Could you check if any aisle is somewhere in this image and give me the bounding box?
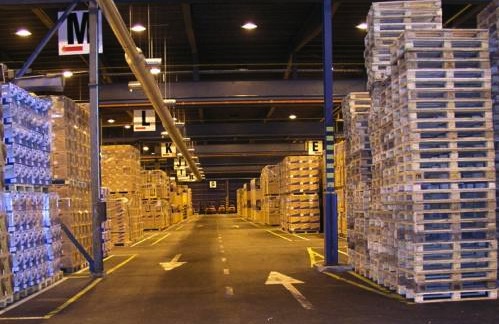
[1,215,498,324]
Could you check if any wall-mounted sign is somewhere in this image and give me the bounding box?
[161,142,176,157]
[209,181,217,189]
[133,110,156,132]
[306,140,323,156]
[58,10,103,55]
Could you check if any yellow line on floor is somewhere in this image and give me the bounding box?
[0,316,46,320]
[130,233,160,247]
[346,271,391,293]
[265,230,292,242]
[74,255,115,274]
[150,233,171,246]
[106,255,137,275]
[175,224,185,231]
[0,278,68,316]
[307,247,323,268]
[44,278,103,319]
[292,233,310,241]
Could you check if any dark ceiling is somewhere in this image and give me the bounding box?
[0,0,488,179]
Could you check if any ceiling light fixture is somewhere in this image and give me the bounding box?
[289,114,297,120]
[161,131,168,136]
[15,28,32,37]
[150,67,161,75]
[188,148,195,152]
[131,24,146,32]
[143,146,149,152]
[356,22,368,30]
[124,125,131,129]
[107,118,115,124]
[242,22,258,30]
[62,70,73,78]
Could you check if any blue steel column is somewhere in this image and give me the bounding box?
[89,0,104,277]
[323,0,338,266]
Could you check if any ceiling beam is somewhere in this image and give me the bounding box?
[181,3,200,81]
[444,4,487,28]
[1,0,490,4]
[198,107,204,123]
[283,1,341,80]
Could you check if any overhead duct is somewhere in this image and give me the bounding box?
[96,0,202,180]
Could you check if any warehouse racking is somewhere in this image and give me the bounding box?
[260,165,280,226]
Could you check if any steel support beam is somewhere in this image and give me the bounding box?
[283,2,341,80]
[15,0,81,79]
[89,0,104,277]
[323,0,338,266]
[181,3,200,81]
[99,79,366,103]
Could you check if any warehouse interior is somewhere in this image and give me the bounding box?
[0,0,498,322]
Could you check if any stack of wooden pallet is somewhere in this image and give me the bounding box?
[250,178,263,223]
[260,165,280,226]
[100,187,113,257]
[364,0,442,88]
[101,145,144,246]
[478,0,499,237]
[140,170,171,230]
[389,28,497,302]
[334,141,347,237]
[342,92,372,274]
[279,156,321,233]
[236,188,244,216]
[49,97,93,272]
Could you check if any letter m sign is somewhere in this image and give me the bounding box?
[58,10,103,55]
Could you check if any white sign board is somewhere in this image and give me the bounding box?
[209,181,217,189]
[58,10,103,55]
[161,143,176,157]
[174,157,187,170]
[133,110,156,132]
[307,140,323,155]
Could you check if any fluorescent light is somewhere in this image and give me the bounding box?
[188,148,195,152]
[242,22,257,30]
[62,71,73,78]
[16,28,31,37]
[151,152,156,155]
[124,125,131,129]
[143,146,149,152]
[107,119,115,124]
[356,22,368,30]
[150,67,161,75]
[289,114,297,120]
[131,24,146,32]
[183,137,191,141]
[161,131,168,136]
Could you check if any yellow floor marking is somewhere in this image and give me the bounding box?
[223,268,230,275]
[292,233,310,241]
[323,272,411,304]
[248,221,260,228]
[347,271,391,293]
[265,230,293,242]
[0,316,46,320]
[0,278,68,316]
[221,257,227,263]
[150,233,171,246]
[75,255,115,274]
[175,224,185,231]
[225,286,234,297]
[130,233,160,247]
[44,278,103,319]
[106,255,137,275]
[307,247,324,268]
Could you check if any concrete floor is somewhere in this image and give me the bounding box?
[0,215,498,323]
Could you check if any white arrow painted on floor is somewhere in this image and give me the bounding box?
[265,271,313,310]
[159,254,186,271]
[196,224,204,228]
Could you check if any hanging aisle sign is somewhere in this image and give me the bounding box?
[161,143,177,157]
[174,157,187,170]
[133,110,156,132]
[58,10,103,55]
[306,140,323,156]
